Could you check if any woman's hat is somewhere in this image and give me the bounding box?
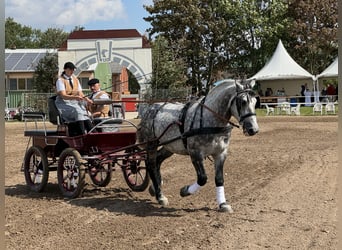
[88,78,100,85]
[63,62,76,70]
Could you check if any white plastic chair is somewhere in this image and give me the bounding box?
[312,103,323,115]
[290,104,301,116]
[279,102,291,115]
[5,108,10,121]
[325,102,335,114]
[265,104,274,115]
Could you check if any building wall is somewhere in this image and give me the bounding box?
[67,38,143,50]
[58,38,152,92]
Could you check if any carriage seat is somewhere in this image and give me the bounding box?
[47,95,70,136]
[48,95,65,125]
[92,117,122,132]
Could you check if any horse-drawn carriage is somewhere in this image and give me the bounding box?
[21,80,259,212]
[21,98,149,198]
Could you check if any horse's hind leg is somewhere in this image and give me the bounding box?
[148,147,173,196]
[146,143,170,206]
[180,153,207,197]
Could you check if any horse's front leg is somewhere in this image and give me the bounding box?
[214,153,233,213]
[180,152,207,197]
[146,141,169,207]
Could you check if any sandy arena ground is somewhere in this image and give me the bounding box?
[5,115,337,249]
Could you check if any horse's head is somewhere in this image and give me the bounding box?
[232,82,259,136]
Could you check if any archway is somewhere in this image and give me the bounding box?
[74,52,151,92]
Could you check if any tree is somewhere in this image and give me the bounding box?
[33,53,59,93]
[287,0,338,75]
[5,17,40,48]
[5,17,70,49]
[221,0,289,76]
[127,70,140,94]
[39,28,69,48]
[150,36,186,90]
[144,0,289,93]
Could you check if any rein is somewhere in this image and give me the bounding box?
[150,84,256,149]
[199,103,240,128]
[178,96,235,149]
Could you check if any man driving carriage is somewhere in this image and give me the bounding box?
[86,78,111,118]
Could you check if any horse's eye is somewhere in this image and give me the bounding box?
[241,99,247,106]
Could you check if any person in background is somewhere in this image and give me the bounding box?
[55,62,93,136]
[321,86,328,103]
[300,84,307,103]
[265,87,273,97]
[86,78,110,118]
[304,86,312,106]
[326,83,336,101]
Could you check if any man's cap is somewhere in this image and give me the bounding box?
[63,62,76,70]
[88,78,100,85]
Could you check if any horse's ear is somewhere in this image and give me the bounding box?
[242,79,254,90]
[235,81,244,92]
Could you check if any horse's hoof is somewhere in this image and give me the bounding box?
[219,203,233,213]
[158,195,169,207]
[148,185,155,196]
[180,186,190,197]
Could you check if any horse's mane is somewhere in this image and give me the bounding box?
[208,79,253,96]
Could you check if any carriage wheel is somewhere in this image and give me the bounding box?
[122,148,149,192]
[23,146,49,192]
[89,162,112,187]
[57,148,85,198]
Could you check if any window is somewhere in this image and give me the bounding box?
[80,77,89,90]
[18,79,26,90]
[9,79,17,90]
[26,78,33,90]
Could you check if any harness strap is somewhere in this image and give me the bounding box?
[179,101,192,148]
[182,127,232,139]
[158,126,232,147]
[181,96,206,149]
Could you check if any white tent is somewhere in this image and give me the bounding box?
[249,40,314,81]
[249,40,315,96]
[317,57,338,79]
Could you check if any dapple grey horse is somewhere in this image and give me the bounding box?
[137,80,259,212]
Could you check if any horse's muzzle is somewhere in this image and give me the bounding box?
[243,124,259,136]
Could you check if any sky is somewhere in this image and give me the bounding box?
[5,0,154,35]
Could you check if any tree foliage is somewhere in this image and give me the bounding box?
[287,0,338,75]
[150,36,186,90]
[5,17,69,49]
[38,28,69,49]
[144,0,289,93]
[33,53,59,93]
[5,17,40,49]
[127,70,140,94]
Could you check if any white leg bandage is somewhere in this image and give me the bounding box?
[216,186,226,205]
[187,182,201,194]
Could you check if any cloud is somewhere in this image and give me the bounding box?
[5,0,126,30]
[141,0,154,6]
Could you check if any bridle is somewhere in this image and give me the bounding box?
[198,87,256,127]
[233,89,257,123]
